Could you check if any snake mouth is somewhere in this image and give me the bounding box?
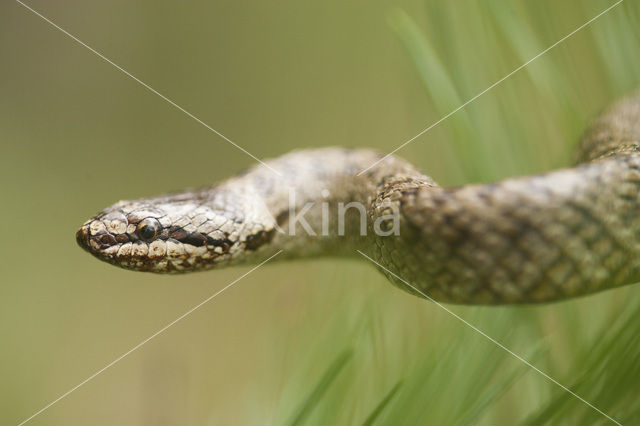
[75,219,220,273]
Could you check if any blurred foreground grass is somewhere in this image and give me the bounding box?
[1,1,639,425]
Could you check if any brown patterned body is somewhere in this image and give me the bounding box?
[369,94,640,303]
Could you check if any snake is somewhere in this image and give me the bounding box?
[76,93,640,305]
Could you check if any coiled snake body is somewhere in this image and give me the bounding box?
[77,94,640,304]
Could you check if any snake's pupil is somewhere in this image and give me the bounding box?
[137,220,159,242]
[140,226,155,240]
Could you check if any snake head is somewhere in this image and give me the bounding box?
[76,195,274,273]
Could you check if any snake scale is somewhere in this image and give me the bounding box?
[77,93,640,304]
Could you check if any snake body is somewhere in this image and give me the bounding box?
[77,93,640,304]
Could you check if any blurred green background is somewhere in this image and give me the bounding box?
[2,0,640,424]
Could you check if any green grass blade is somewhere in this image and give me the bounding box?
[360,381,403,426]
[388,8,487,181]
[286,350,353,426]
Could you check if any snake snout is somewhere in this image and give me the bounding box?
[76,225,91,252]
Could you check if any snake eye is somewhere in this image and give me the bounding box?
[137,218,160,242]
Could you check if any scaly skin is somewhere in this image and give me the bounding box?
[77,93,640,304]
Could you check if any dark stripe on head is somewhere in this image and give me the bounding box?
[245,229,275,251]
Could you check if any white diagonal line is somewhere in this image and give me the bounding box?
[356,250,621,425]
[15,0,282,177]
[16,250,282,426]
[357,0,623,176]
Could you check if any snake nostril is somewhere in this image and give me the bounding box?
[97,233,117,247]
